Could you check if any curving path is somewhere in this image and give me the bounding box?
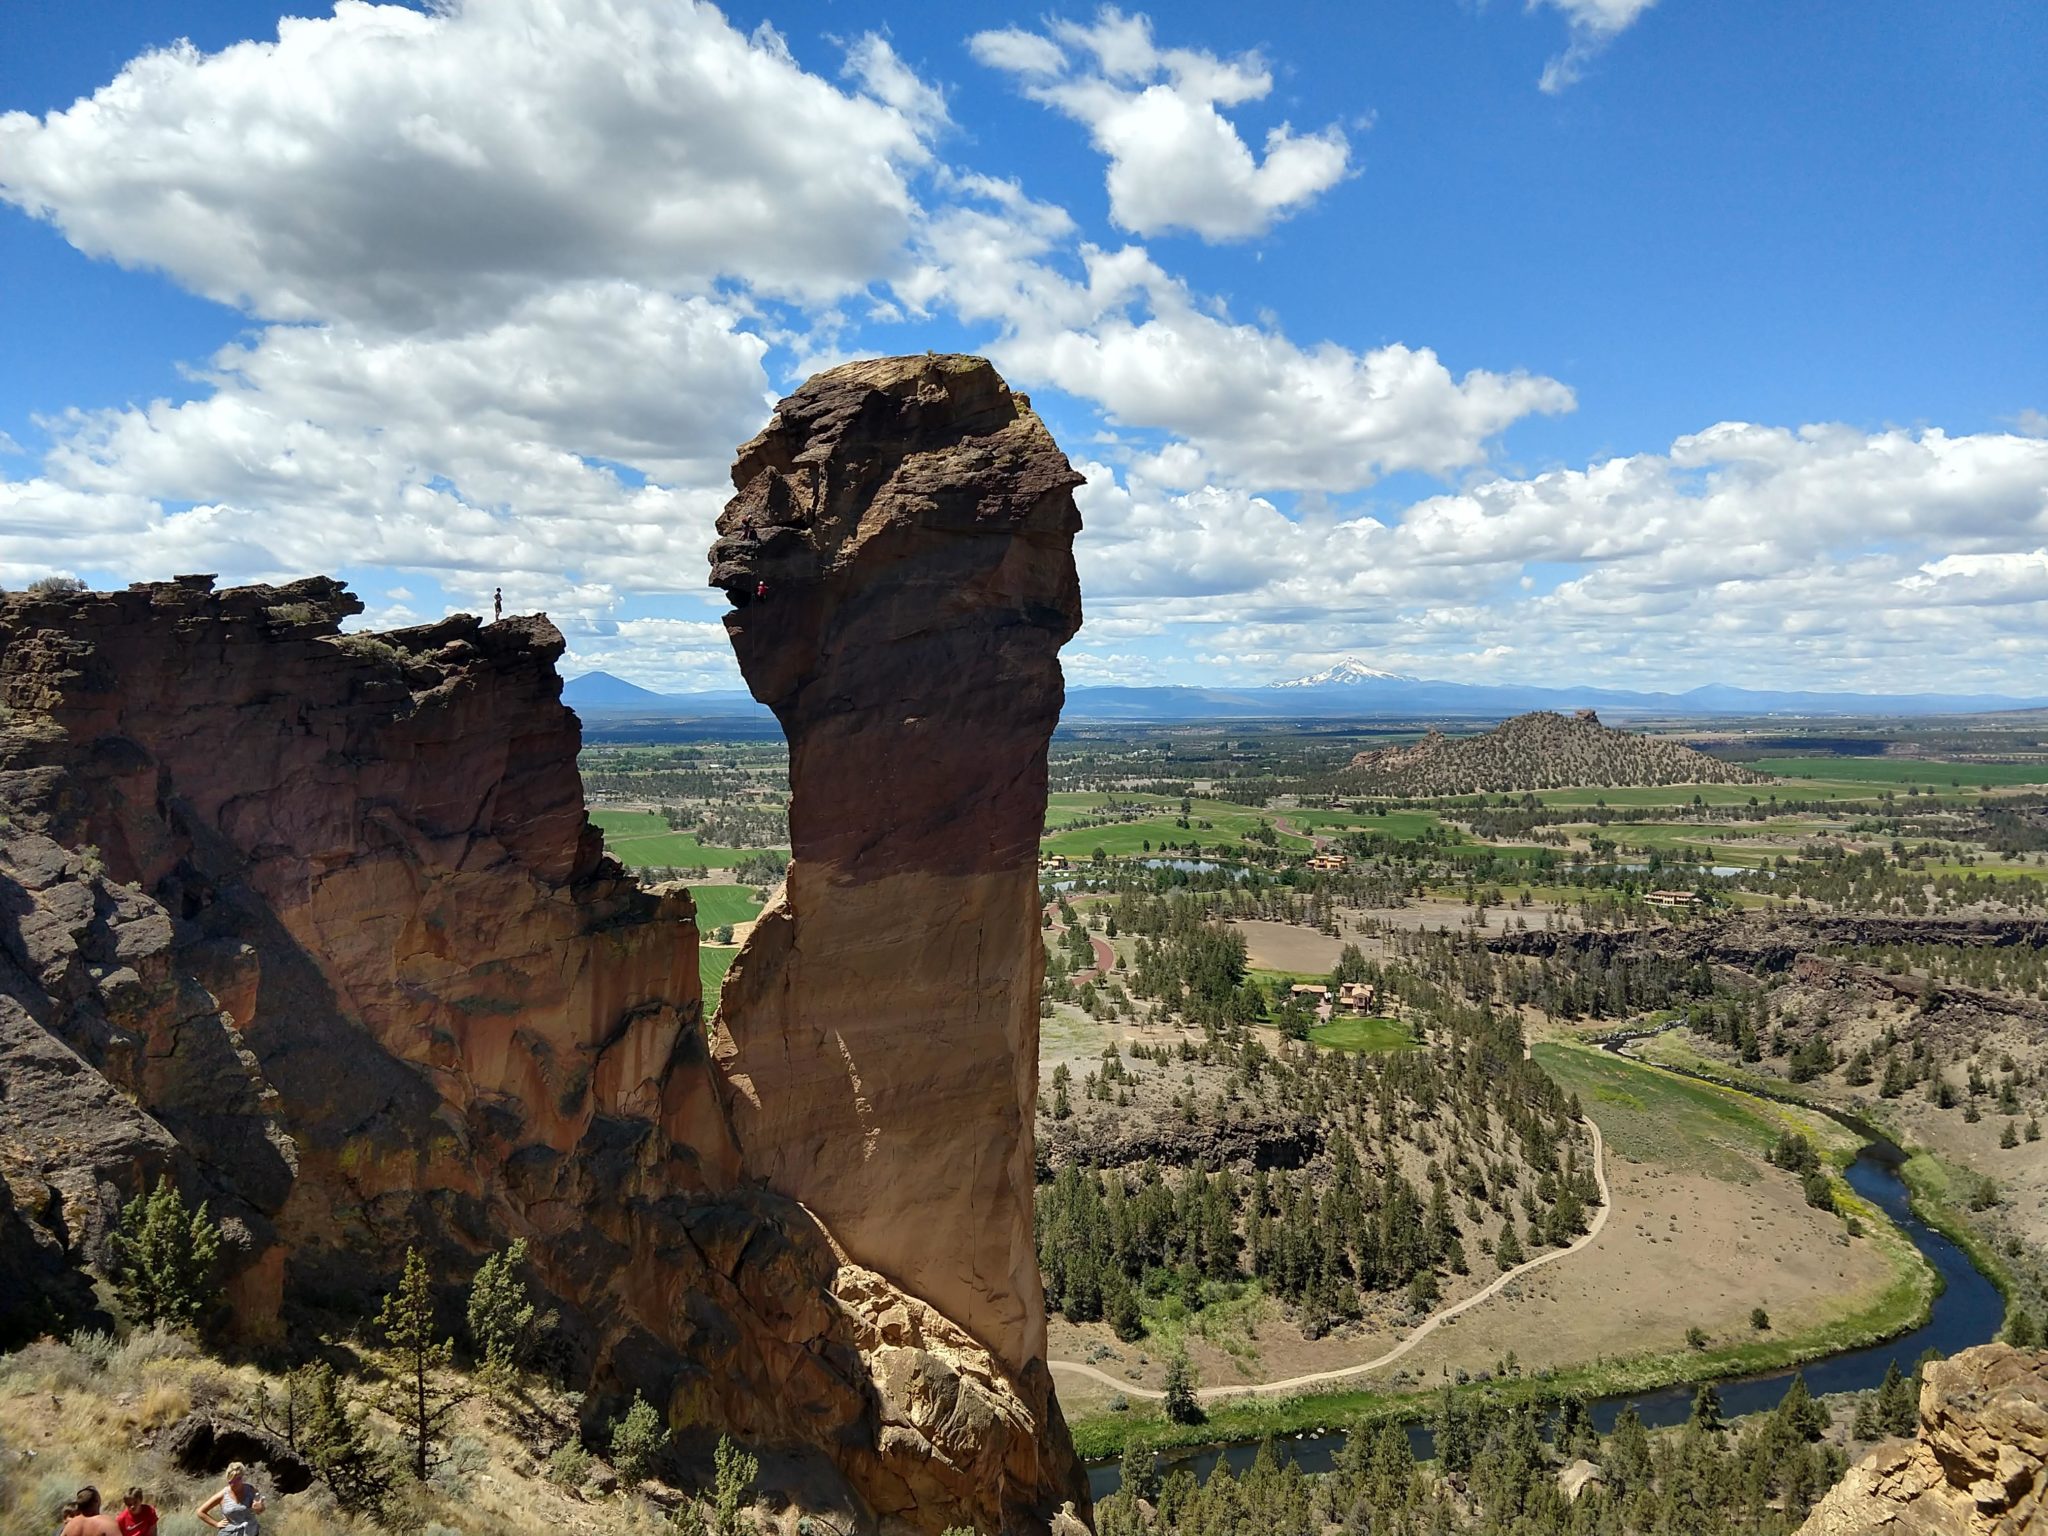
[1270,815,1333,853]
[1044,903,1116,982]
[1047,1117,1610,1403]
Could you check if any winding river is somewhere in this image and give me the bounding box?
[1084,1048,2005,1501]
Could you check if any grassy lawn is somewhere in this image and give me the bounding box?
[699,945,737,1006]
[1309,1016,1414,1052]
[1249,966,1334,989]
[690,884,765,928]
[591,809,787,869]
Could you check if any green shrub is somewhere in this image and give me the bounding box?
[547,1439,594,1489]
[609,1392,667,1486]
[111,1177,222,1332]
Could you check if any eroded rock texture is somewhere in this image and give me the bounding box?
[709,352,1086,1516]
[1797,1344,2048,1536]
[0,358,1089,1535]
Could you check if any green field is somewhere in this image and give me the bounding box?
[699,945,737,1006]
[1531,1040,1847,1180]
[591,808,787,869]
[1308,1016,1413,1052]
[1041,796,1312,857]
[690,884,765,928]
[1735,756,2048,787]
[1284,807,1452,840]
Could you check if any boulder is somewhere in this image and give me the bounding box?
[1796,1344,2047,1535]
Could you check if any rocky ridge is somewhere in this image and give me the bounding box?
[1346,709,1771,794]
[1796,1343,2046,1535]
[0,355,1087,1533]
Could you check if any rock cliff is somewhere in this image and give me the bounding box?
[1797,1344,2047,1536]
[708,352,1085,1514]
[0,357,1088,1534]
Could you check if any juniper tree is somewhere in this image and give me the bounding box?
[712,1434,759,1536]
[301,1364,392,1515]
[467,1238,546,1384]
[610,1392,668,1485]
[111,1175,222,1332]
[377,1247,465,1481]
[1162,1350,1201,1425]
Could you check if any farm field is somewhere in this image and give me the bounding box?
[699,945,737,1005]
[1040,795,1312,856]
[1731,755,2048,787]
[1529,780,1866,808]
[690,884,765,928]
[590,807,787,868]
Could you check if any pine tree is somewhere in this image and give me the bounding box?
[1875,1360,1918,1436]
[1689,1382,1724,1432]
[377,1247,465,1481]
[1162,1350,1202,1425]
[1494,1221,1524,1271]
[111,1176,222,1332]
[1605,1404,1653,1493]
[1120,1437,1160,1503]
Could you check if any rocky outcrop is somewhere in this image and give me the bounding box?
[1797,1343,2047,1535]
[1347,710,1771,793]
[0,354,1088,1534]
[708,353,1086,1518]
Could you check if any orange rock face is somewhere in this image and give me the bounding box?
[709,354,1083,1378]
[0,353,1091,1535]
[1796,1344,2048,1536]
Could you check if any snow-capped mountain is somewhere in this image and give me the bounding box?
[1269,658,1417,689]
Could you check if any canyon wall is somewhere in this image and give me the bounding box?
[0,355,1087,1533]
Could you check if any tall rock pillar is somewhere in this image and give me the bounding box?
[708,354,1081,1378]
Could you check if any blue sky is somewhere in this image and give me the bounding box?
[3,0,2044,693]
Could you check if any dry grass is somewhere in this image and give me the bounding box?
[0,1333,733,1536]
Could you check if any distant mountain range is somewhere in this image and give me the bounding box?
[562,661,2047,723]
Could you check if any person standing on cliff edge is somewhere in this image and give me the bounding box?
[493,586,503,621]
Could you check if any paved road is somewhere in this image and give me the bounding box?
[1047,1116,1611,1403]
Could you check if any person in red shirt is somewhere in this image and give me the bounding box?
[116,1487,158,1536]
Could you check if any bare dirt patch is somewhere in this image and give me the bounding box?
[1231,919,1346,974]
[1374,1157,1897,1386]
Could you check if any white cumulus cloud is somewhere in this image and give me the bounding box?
[0,0,935,327]
[970,8,1351,241]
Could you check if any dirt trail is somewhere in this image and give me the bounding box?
[1047,1118,1611,1403]
[1045,903,1115,981]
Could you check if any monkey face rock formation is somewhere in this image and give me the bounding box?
[708,354,1081,1376]
[1,355,1090,1536]
[1797,1344,2047,1536]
